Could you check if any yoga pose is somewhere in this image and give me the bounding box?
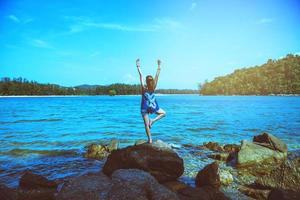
[136,58,166,143]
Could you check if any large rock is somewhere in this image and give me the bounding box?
[238,185,270,200]
[195,162,220,189]
[55,172,112,200]
[255,160,300,192]
[0,184,18,200]
[253,132,287,153]
[237,140,287,168]
[102,141,184,183]
[198,142,223,152]
[19,171,57,190]
[107,169,179,200]
[268,189,300,200]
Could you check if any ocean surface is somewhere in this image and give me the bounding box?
[0,95,300,188]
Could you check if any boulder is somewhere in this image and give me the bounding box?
[237,140,287,168]
[207,152,230,162]
[85,140,119,160]
[238,185,270,200]
[255,160,300,192]
[107,169,179,200]
[55,172,112,200]
[223,144,240,153]
[199,142,223,152]
[102,141,184,183]
[19,171,57,190]
[268,189,300,200]
[195,162,220,189]
[253,132,287,153]
[177,185,229,200]
[0,184,18,200]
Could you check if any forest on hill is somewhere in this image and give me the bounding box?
[0,78,197,96]
[199,54,300,95]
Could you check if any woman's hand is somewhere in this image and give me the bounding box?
[157,59,161,69]
[136,58,140,68]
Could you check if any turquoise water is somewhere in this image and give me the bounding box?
[0,95,300,187]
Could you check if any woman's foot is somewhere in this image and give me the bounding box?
[147,138,153,144]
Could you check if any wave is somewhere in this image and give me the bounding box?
[187,127,218,132]
[0,118,63,124]
[1,149,79,156]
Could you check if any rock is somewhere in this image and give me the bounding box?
[199,142,223,152]
[55,172,112,200]
[163,181,189,193]
[253,132,287,153]
[107,169,179,200]
[239,185,270,200]
[19,171,57,190]
[255,160,300,192]
[134,140,147,145]
[223,144,240,153]
[0,184,18,200]
[268,189,300,200]
[177,185,230,200]
[85,140,119,160]
[219,169,233,186]
[195,162,220,189]
[207,152,230,162]
[237,140,287,168]
[103,141,184,183]
[17,188,57,200]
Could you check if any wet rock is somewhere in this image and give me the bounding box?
[195,162,220,189]
[255,160,300,192]
[219,169,233,186]
[178,185,230,200]
[253,132,287,153]
[207,152,230,162]
[19,171,57,190]
[223,144,240,153]
[199,142,223,152]
[0,184,18,200]
[237,140,287,168]
[55,172,112,200]
[107,169,179,200]
[85,140,119,160]
[239,185,270,200]
[103,140,184,183]
[268,189,300,200]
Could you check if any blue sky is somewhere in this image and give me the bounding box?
[0,0,299,89]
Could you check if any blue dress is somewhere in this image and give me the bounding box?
[141,89,159,115]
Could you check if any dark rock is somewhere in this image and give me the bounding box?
[135,140,147,146]
[253,132,287,153]
[163,181,189,193]
[107,169,179,200]
[195,162,220,189]
[199,142,223,152]
[19,171,57,190]
[178,185,230,200]
[239,185,270,200]
[103,140,184,183]
[0,184,18,200]
[223,144,240,153]
[255,160,300,192]
[237,140,286,168]
[268,189,300,200]
[107,139,119,152]
[55,172,112,200]
[18,188,56,200]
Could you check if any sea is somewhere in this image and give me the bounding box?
[0,95,300,188]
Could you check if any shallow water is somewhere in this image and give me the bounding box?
[0,95,299,187]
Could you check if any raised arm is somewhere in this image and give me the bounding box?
[136,59,145,89]
[154,59,161,90]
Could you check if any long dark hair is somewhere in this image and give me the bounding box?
[146,75,155,92]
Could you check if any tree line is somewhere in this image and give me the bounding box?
[0,78,197,96]
[199,54,300,95]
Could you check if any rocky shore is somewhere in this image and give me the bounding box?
[1,133,300,200]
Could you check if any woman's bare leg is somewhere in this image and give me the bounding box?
[150,108,166,127]
[142,114,152,143]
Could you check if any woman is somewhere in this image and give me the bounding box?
[136,58,166,143]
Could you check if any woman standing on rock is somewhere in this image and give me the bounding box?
[136,58,166,143]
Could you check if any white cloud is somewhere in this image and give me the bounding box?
[7,15,20,23]
[31,39,53,49]
[64,16,181,34]
[190,2,197,11]
[257,18,273,24]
